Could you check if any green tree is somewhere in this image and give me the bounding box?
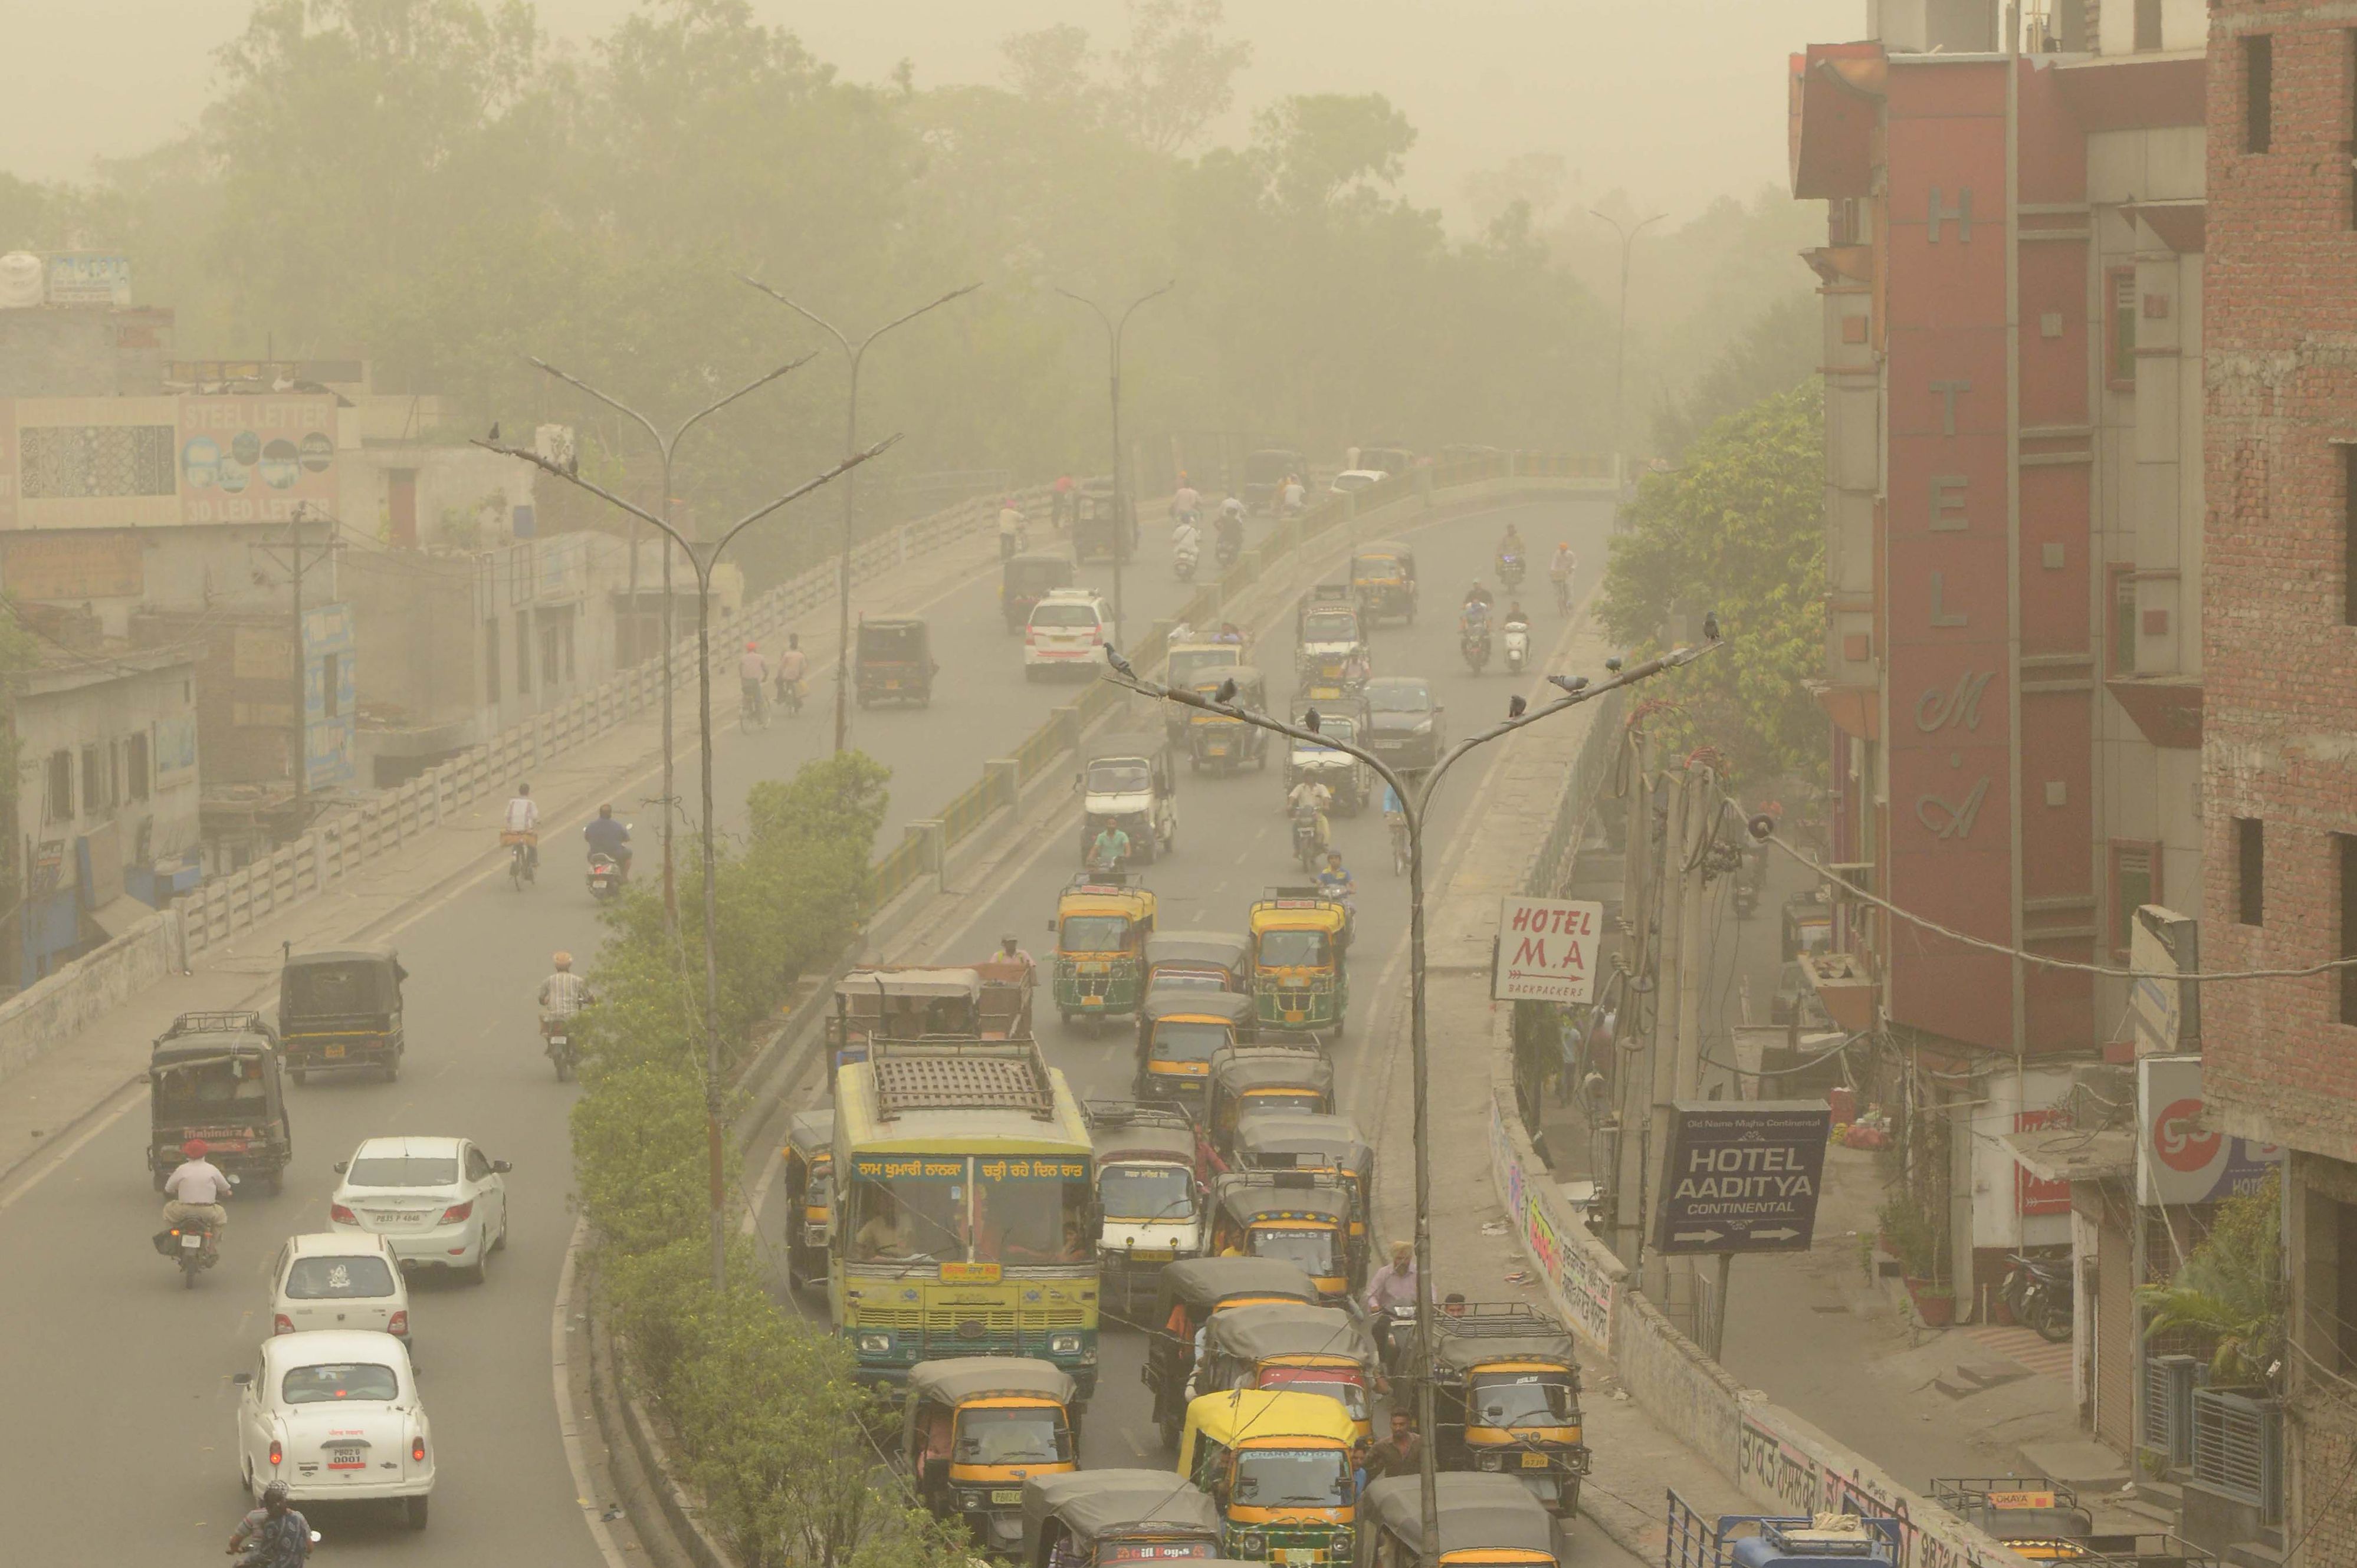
[1597,382,1826,785]
[2140,1169,2284,1386]
[1653,292,1820,459]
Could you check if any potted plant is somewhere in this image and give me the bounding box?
[1878,1188,1953,1324]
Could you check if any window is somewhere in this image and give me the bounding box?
[2110,840,2159,958]
[320,653,340,719]
[2237,817,2266,926]
[540,617,562,691]
[2109,564,2139,676]
[484,617,501,702]
[2107,268,2138,391]
[2134,0,2162,51]
[81,744,111,814]
[44,750,72,822]
[2344,446,2357,624]
[516,611,533,694]
[127,731,150,802]
[2341,834,2357,1024]
[2247,35,2274,152]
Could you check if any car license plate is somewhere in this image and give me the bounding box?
[549,1035,567,1048]
[179,1231,203,1250]
[1128,1247,1174,1262]
[991,1489,1023,1504]
[1082,996,1103,1007]
[1522,1452,1550,1468]
[1279,1551,1320,1565]
[329,1445,366,1470]
[324,1044,346,1059]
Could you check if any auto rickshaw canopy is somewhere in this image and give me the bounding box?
[1086,1100,1202,1168]
[1145,930,1250,985]
[1141,991,1253,1030]
[1187,665,1267,724]
[1350,541,1416,579]
[1183,1386,1357,1452]
[280,946,406,1021]
[857,616,931,662]
[785,1110,835,1164]
[1021,1469,1222,1553]
[1248,894,1349,939]
[834,968,984,1035]
[1363,1472,1556,1559]
[1056,880,1156,946]
[1205,1301,1376,1369]
[1214,1171,1354,1231]
[1232,1112,1371,1175]
[1209,1043,1335,1102]
[905,1355,1078,1411]
[1003,552,1075,594]
[1153,1256,1321,1323]
[1167,642,1246,691]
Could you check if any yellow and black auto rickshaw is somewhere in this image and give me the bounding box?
[1019,1470,1227,1568]
[903,1356,1078,1557]
[1088,1099,1210,1314]
[1145,1256,1321,1446]
[1232,1112,1375,1273]
[1207,1170,1357,1302]
[1164,642,1248,752]
[1198,1300,1379,1444]
[146,1011,291,1195]
[1180,1388,1358,1565]
[854,614,938,706]
[1248,890,1351,1041]
[1349,540,1419,626]
[1360,1472,1561,1567]
[1407,1301,1590,1517]
[277,944,407,1084]
[1206,1041,1335,1167]
[1929,1477,2097,1560]
[1050,873,1157,1027]
[1186,665,1271,775]
[1003,551,1076,632]
[1145,929,1250,995]
[781,1110,834,1291]
[1135,990,1254,1112]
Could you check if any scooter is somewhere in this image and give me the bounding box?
[2003,1251,2075,1342]
[1215,528,1242,570]
[1460,620,1492,674]
[1502,619,1530,674]
[543,1017,579,1082]
[586,850,626,902]
[1498,552,1526,590]
[1174,538,1200,581]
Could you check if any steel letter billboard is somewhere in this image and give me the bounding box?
[1493,895,1603,1003]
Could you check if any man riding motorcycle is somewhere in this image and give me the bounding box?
[1497,522,1525,568]
[1219,492,1247,528]
[1171,476,1202,526]
[1214,506,1245,566]
[1286,777,1334,858]
[583,804,631,880]
[1280,475,1306,516]
[1172,514,1203,574]
[162,1137,232,1242]
[228,1480,313,1567]
[1088,817,1132,872]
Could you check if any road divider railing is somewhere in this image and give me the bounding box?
[865,449,1617,906]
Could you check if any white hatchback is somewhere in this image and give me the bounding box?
[1025,588,1113,677]
[1329,469,1389,495]
[270,1231,412,1341]
[327,1135,510,1283]
[234,1329,434,1528]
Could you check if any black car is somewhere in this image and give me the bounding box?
[1363,675,1444,772]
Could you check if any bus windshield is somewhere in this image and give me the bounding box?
[843,1155,1093,1266]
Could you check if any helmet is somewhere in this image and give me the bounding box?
[553,952,573,970]
[262,1480,291,1507]
[746,641,759,652]
[180,1138,209,1160]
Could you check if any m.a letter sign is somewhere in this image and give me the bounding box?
[1493,896,1603,1004]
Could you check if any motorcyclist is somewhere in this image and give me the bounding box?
[162,1137,232,1242]
[1503,601,1529,631]
[1281,475,1306,515]
[1214,505,1245,561]
[1463,580,1493,615]
[539,951,593,1026]
[1316,850,1356,909]
[1219,492,1247,528]
[773,634,807,710]
[1497,522,1525,570]
[1088,817,1132,872]
[1214,621,1245,645]
[502,782,540,875]
[1172,475,1201,524]
[228,1480,312,1567]
[1172,512,1203,566]
[583,804,631,879]
[1286,777,1333,856]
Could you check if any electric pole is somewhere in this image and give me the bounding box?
[1607,725,1655,1270]
[254,506,339,819]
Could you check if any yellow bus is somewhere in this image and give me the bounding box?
[833,1038,1100,1396]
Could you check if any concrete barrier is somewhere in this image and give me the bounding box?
[0,908,181,1083]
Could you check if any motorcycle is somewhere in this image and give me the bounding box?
[1502,619,1530,675]
[2003,1251,2075,1343]
[1388,813,1411,877]
[1498,552,1526,590]
[1460,620,1492,675]
[543,1017,579,1082]
[1215,528,1242,569]
[1375,1301,1417,1376]
[1290,804,1325,872]
[587,850,626,902]
[155,1199,229,1288]
[1174,538,1200,582]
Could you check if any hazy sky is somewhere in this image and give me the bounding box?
[5,0,1862,221]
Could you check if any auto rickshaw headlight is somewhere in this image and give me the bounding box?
[1331,1527,1353,1557]
[1477,1451,1504,1471]
[1235,1532,1265,1556]
[1049,1332,1083,1357]
[855,1330,893,1355]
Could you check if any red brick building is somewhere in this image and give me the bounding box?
[2200,3,2357,1557]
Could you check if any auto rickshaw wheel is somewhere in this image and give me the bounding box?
[381,1053,401,1084]
[264,1169,284,1197]
[1559,1479,1581,1517]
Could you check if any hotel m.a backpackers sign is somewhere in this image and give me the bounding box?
[1492,895,1602,1004]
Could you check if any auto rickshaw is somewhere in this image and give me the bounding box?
[1206,1042,1335,1166]
[781,1110,835,1290]
[1088,1100,1210,1313]
[1404,1302,1589,1516]
[1144,929,1251,995]
[1929,1478,2096,1559]
[1349,541,1419,626]
[1165,641,1248,752]
[1207,1171,1357,1301]
[1287,696,1373,814]
[826,967,987,1067]
[1020,1470,1227,1568]
[1072,486,1135,564]
[1145,1257,1322,1444]
[904,1356,1079,1556]
[1187,665,1270,775]
[1135,990,1255,1111]
[1248,891,1351,1040]
[1050,873,1157,1026]
[1360,1472,1561,1568]
[1294,586,1370,698]
[1199,1301,1379,1443]
[1180,1388,1358,1564]
[146,1011,292,1194]
[1003,551,1076,632]
[1077,750,1177,866]
[854,614,938,706]
[1232,1112,1375,1265]
[276,944,407,1084]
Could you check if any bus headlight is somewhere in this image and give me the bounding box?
[1049,1332,1083,1357]
[855,1331,893,1355]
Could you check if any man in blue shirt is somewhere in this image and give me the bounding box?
[583,803,632,879]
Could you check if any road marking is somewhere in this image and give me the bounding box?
[553,1213,632,1568]
[1125,1428,1147,1458]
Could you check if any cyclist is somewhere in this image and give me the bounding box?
[739,640,769,724]
[1549,541,1577,609]
[773,633,807,714]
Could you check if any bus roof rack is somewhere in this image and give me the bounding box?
[869,1038,1058,1120]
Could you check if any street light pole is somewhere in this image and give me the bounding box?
[736,278,981,756]
[524,355,810,935]
[1109,636,1721,1568]
[1054,281,1176,649]
[479,433,898,1290]
[1591,209,1666,500]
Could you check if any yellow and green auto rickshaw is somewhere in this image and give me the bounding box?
[1165,642,1248,752]
[1248,891,1350,1041]
[903,1356,1078,1557]
[1349,540,1419,626]
[1146,1256,1322,1446]
[1407,1302,1590,1517]
[1207,1171,1358,1303]
[1049,873,1157,1027]
[1180,1388,1359,1565]
[1199,1301,1380,1445]
[1928,1477,2098,1561]
[1135,990,1255,1112]
[1232,1112,1375,1279]
[1206,1042,1335,1167]
[1019,1470,1227,1568]
[1187,666,1271,776]
[1360,1472,1561,1567]
[781,1110,834,1291]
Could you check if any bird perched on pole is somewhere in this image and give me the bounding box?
[1703,611,1721,642]
[1547,674,1590,696]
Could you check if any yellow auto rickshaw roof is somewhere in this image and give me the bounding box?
[1249,899,1347,935]
[1058,887,1157,920]
[1185,1388,1358,1450]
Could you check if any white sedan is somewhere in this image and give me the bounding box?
[327,1135,510,1283]
[234,1329,434,1528]
[1329,469,1389,495]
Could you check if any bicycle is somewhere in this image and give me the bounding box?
[741,678,767,731]
[776,673,806,717]
[501,830,539,890]
[1552,572,1573,613]
[1388,813,1410,876]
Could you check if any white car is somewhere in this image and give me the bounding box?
[270,1231,412,1341]
[234,1329,434,1528]
[1329,469,1388,495]
[328,1135,510,1283]
[1025,587,1114,678]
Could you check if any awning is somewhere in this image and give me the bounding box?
[88,895,159,944]
[2124,200,2207,255]
[2004,1127,2133,1184]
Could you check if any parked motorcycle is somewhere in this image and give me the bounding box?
[587,851,625,903]
[1502,619,1531,675]
[2003,1251,2074,1343]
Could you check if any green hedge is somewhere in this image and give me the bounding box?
[570,752,974,1568]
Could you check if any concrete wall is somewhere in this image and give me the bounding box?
[0,908,179,1080]
[15,655,203,890]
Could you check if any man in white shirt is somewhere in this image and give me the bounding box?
[162,1138,234,1237]
[1281,477,1307,515]
[503,783,540,875]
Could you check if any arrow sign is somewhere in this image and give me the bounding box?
[1652,1101,1833,1257]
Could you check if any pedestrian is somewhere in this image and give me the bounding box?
[1365,1410,1424,1481]
[1052,474,1076,530]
